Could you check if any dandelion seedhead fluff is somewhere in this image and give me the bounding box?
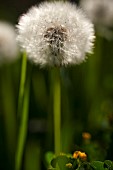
[80,0,113,27]
[0,21,18,64]
[17,1,95,67]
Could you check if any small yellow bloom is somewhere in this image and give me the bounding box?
[78,152,87,160]
[60,152,66,156]
[66,163,72,168]
[82,132,91,140]
[73,151,87,160]
[73,151,80,159]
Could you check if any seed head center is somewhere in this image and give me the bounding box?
[44,26,67,47]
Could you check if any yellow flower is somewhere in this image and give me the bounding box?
[66,163,72,168]
[78,152,87,160]
[73,151,80,159]
[73,151,87,160]
[82,132,91,140]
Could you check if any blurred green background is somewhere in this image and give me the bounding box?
[0,0,113,170]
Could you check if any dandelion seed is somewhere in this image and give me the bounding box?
[0,21,18,64]
[17,1,95,67]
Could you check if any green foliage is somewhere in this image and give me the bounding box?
[46,153,113,170]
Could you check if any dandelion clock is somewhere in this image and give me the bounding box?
[17,1,95,67]
[16,2,95,170]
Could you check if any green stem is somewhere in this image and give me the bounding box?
[15,54,31,170]
[17,52,27,119]
[52,68,61,156]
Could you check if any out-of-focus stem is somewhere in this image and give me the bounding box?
[0,65,16,164]
[15,53,31,170]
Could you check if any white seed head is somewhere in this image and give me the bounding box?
[0,21,18,64]
[80,0,113,28]
[17,1,95,67]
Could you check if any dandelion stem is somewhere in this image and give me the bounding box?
[52,68,61,156]
[17,52,27,119]
[15,54,31,170]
